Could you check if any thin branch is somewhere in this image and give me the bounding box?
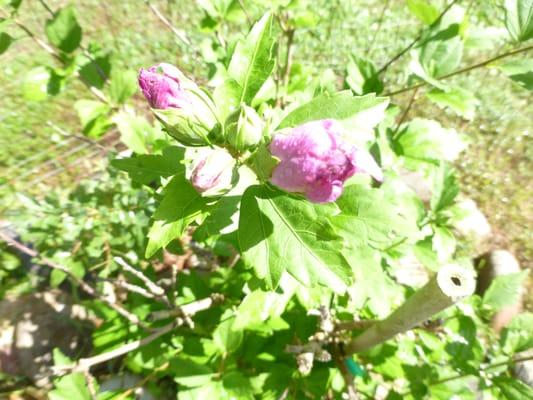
[392,86,420,135]
[144,0,191,46]
[147,293,225,322]
[114,256,166,298]
[385,44,533,96]
[378,0,460,75]
[52,295,221,374]
[0,232,148,329]
[365,0,391,56]
[238,0,252,26]
[430,354,533,387]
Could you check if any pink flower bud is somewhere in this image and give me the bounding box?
[191,148,236,197]
[269,119,383,203]
[138,63,190,109]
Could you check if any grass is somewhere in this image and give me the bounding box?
[0,0,531,281]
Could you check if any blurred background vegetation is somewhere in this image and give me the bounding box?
[1,0,530,269]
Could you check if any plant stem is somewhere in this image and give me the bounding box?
[366,0,391,56]
[385,44,533,96]
[429,354,533,387]
[145,0,191,46]
[345,265,475,354]
[378,0,460,75]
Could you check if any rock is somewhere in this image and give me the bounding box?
[0,290,94,386]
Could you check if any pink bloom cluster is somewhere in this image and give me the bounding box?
[138,63,190,109]
[270,119,383,203]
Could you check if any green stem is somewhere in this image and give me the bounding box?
[385,44,533,96]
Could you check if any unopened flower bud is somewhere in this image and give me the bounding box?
[226,105,263,151]
[190,148,237,197]
[269,119,383,203]
[138,63,218,146]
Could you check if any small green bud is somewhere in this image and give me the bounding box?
[152,87,219,147]
[226,105,263,151]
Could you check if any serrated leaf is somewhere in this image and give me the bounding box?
[49,373,92,400]
[45,6,82,53]
[108,68,137,104]
[111,146,185,184]
[334,183,420,250]
[431,162,459,212]
[228,13,276,104]
[504,0,533,42]
[426,87,479,119]
[495,59,533,91]
[170,358,215,387]
[74,99,111,138]
[213,311,243,354]
[394,118,467,163]
[0,32,13,54]
[493,376,533,399]
[112,111,155,154]
[419,26,463,78]
[238,185,351,291]
[23,66,62,101]
[233,289,292,331]
[482,270,528,311]
[277,91,389,137]
[407,0,440,24]
[345,55,383,95]
[146,175,209,257]
[500,313,533,353]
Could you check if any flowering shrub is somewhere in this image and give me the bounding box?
[1,1,533,399]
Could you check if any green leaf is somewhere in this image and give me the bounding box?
[111,146,185,184]
[223,372,255,400]
[23,66,62,101]
[426,87,479,120]
[112,111,155,154]
[170,358,215,387]
[277,91,389,134]
[394,118,466,163]
[0,32,13,54]
[504,0,533,42]
[233,289,292,331]
[3,0,23,11]
[146,175,209,257]
[493,376,533,399]
[108,68,137,104]
[431,162,459,212]
[333,183,420,249]
[74,99,111,138]
[407,0,440,24]
[228,13,276,104]
[500,312,533,353]
[213,78,241,121]
[238,185,351,291]
[345,55,383,95]
[45,6,82,53]
[418,26,463,78]
[495,59,533,91]
[49,373,92,400]
[213,311,243,354]
[482,270,528,311]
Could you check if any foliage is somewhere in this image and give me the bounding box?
[1,0,532,399]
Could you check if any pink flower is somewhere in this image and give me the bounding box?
[138,63,190,109]
[191,148,236,196]
[269,119,383,203]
